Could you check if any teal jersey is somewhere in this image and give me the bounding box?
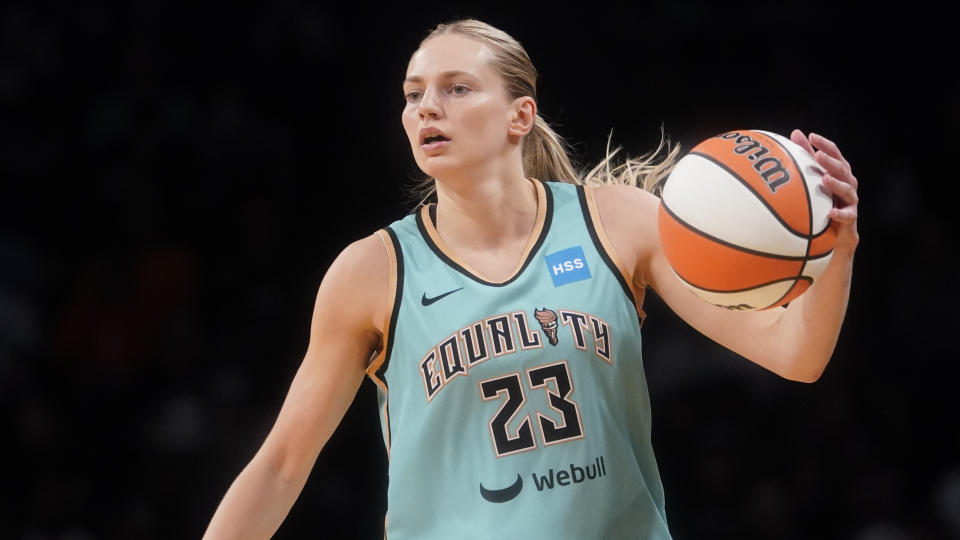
[366,180,671,539]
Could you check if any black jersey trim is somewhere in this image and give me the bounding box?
[377,226,404,384]
[415,181,554,287]
[376,226,403,458]
[576,186,642,321]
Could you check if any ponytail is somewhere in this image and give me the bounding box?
[524,115,681,196]
[522,114,580,184]
[580,127,681,196]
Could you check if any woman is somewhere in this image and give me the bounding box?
[204,19,858,539]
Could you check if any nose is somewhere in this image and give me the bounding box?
[418,86,442,119]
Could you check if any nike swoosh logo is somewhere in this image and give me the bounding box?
[479,474,523,503]
[421,287,463,306]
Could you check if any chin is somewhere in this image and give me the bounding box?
[417,157,461,180]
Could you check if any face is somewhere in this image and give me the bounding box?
[402,33,528,180]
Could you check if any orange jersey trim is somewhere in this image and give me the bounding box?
[418,179,548,285]
[583,185,647,323]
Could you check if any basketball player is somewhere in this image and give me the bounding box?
[203,19,858,539]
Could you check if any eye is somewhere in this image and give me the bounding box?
[449,84,470,96]
[404,89,423,103]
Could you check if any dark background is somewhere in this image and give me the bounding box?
[3,1,957,539]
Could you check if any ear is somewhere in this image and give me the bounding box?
[507,96,537,139]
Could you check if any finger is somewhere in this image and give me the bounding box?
[790,129,815,156]
[829,205,858,224]
[808,132,847,163]
[821,173,859,207]
[815,150,856,188]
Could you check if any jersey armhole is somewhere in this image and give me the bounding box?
[581,185,647,325]
[366,228,403,390]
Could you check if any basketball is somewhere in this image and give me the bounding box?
[657,129,837,310]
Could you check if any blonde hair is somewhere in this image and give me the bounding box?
[411,19,680,202]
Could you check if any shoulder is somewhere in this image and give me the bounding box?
[331,231,391,275]
[591,182,659,214]
[313,230,393,340]
[324,232,390,291]
[588,183,661,287]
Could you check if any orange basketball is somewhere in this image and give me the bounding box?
[657,129,837,310]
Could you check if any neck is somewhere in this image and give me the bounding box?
[433,168,538,251]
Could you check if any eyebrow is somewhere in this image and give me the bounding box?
[403,70,477,84]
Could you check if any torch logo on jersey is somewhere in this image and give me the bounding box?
[534,307,559,346]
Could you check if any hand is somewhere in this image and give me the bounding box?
[790,129,859,254]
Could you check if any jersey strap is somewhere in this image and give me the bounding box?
[364,227,403,456]
[578,185,647,324]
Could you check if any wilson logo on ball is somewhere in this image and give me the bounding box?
[716,131,791,193]
[658,129,837,310]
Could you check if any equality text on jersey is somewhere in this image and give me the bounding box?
[419,306,613,402]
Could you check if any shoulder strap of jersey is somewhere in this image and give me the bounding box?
[366,227,403,390]
[577,184,647,324]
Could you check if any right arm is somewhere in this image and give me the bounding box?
[203,233,389,539]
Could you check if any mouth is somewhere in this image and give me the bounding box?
[419,128,451,148]
[423,134,450,145]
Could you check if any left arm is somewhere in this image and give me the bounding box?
[596,130,858,382]
[760,130,859,380]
